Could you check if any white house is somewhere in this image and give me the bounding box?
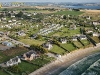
[17,31,26,36]
[72,36,77,41]
[11,15,15,18]
[93,32,99,36]
[87,16,91,20]
[86,30,93,33]
[78,35,87,40]
[2,17,6,21]
[70,25,77,30]
[60,38,67,44]
[93,21,100,25]
[42,42,53,50]
[8,20,12,23]
[6,56,21,67]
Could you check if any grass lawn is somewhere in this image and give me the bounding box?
[61,43,76,51]
[0,69,8,75]
[24,10,57,14]
[19,39,45,45]
[91,36,100,43]
[55,10,84,16]
[50,45,66,55]
[52,27,80,37]
[81,40,90,46]
[15,55,54,74]
[31,55,54,66]
[73,41,83,48]
[18,61,39,74]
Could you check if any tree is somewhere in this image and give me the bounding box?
[36,35,42,40]
[30,44,48,54]
[63,15,66,19]
[8,65,21,73]
[15,11,23,17]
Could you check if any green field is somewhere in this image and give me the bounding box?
[19,39,45,45]
[81,40,90,46]
[53,27,80,37]
[0,70,8,75]
[91,36,100,43]
[50,45,66,55]
[19,61,39,74]
[73,41,83,48]
[0,47,28,63]
[61,43,76,51]
[55,10,84,15]
[23,10,57,14]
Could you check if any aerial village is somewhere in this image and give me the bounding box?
[0,4,100,75]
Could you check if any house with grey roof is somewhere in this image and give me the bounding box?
[60,37,67,44]
[6,56,21,67]
[21,50,38,61]
[42,42,53,50]
[78,35,87,40]
[2,41,14,47]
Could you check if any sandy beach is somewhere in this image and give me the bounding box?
[29,43,100,75]
[81,10,100,13]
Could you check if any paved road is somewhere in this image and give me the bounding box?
[7,36,30,47]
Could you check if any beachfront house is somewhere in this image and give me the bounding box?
[93,32,99,36]
[78,35,87,40]
[60,37,67,44]
[72,36,77,41]
[86,29,93,34]
[42,42,53,50]
[21,50,37,61]
[93,21,100,26]
[6,56,21,67]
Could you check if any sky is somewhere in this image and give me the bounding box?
[0,0,100,2]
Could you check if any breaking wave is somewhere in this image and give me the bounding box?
[59,52,100,75]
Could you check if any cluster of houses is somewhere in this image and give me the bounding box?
[0,31,27,50]
[0,50,40,67]
[38,24,63,36]
[86,29,100,37]
[0,18,23,29]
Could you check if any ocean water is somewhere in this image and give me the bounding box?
[65,6,100,9]
[59,52,100,75]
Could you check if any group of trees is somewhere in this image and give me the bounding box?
[30,44,48,54]
[8,65,21,73]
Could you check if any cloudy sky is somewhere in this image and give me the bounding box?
[0,0,99,2]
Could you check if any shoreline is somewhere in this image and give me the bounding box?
[29,43,100,75]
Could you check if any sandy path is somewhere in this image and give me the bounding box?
[29,43,100,75]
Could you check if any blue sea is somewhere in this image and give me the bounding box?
[65,6,100,9]
[59,52,100,75]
